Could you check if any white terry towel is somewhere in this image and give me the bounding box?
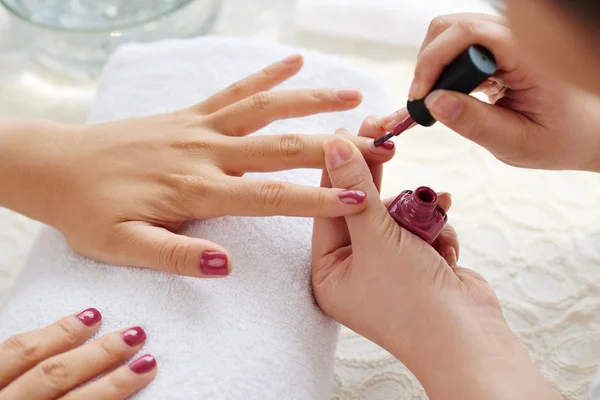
[0,37,392,399]
[293,0,497,48]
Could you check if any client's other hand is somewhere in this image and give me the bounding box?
[23,54,394,278]
[0,308,155,400]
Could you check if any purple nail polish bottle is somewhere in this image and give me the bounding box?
[388,186,447,244]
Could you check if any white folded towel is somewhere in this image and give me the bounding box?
[293,0,497,48]
[0,37,392,399]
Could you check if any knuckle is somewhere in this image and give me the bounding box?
[173,138,214,156]
[337,171,368,193]
[4,333,42,362]
[226,80,246,97]
[177,173,212,199]
[256,181,289,209]
[310,89,328,101]
[312,188,329,208]
[248,92,272,111]
[108,370,134,394]
[159,239,190,276]
[277,134,304,158]
[54,320,79,348]
[39,359,71,390]
[97,335,126,364]
[457,20,478,37]
[428,15,452,36]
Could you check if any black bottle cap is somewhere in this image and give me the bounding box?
[407,45,497,127]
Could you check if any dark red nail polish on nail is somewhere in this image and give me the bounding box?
[200,251,229,276]
[339,190,367,205]
[76,308,102,326]
[121,326,146,347]
[380,141,395,150]
[129,354,157,375]
[388,186,447,244]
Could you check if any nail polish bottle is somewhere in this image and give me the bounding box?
[388,186,447,244]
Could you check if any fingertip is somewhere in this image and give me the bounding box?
[75,307,103,327]
[437,192,452,212]
[323,135,357,171]
[333,89,363,107]
[338,189,368,206]
[334,128,351,136]
[199,250,231,278]
[281,53,303,65]
[443,246,457,267]
[360,115,387,138]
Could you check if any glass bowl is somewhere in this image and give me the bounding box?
[1,0,221,79]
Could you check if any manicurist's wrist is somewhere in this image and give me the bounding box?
[392,308,560,400]
[0,119,72,225]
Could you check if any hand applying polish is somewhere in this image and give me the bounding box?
[374,45,497,147]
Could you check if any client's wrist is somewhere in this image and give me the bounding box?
[0,119,74,226]
[392,306,560,400]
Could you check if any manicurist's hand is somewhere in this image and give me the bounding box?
[311,133,561,400]
[378,13,600,172]
[0,54,394,278]
[0,308,155,400]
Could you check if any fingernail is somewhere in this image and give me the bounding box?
[76,308,102,326]
[334,89,362,101]
[339,190,367,205]
[444,247,457,267]
[121,326,146,347]
[200,251,229,276]
[425,91,462,121]
[380,140,395,150]
[325,137,354,169]
[408,79,420,100]
[282,53,302,65]
[376,111,398,127]
[129,354,157,375]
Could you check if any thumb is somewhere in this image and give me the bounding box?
[115,223,231,278]
[323,136,395,245]
[424,90,527,159]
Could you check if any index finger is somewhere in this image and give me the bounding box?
[418,13,506,56]
[412,18,518,100]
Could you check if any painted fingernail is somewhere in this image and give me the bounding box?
[334,89,362,101]
[339,190,367,205]
[129,354,157,375]
[380,140,395,150]
[425,91,462,121]
[76,308,102,326]
[325,137,354,169]
[200,251,229,276]
[282,53,302,65]
[444,247,458,267]
[121,326,146,347]
[408,79,420,100]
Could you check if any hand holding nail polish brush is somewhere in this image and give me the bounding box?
[374,45,497,146]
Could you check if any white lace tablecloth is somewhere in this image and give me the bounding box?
[1,1,599,399]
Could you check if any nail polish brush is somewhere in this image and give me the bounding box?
[374,45,497,147]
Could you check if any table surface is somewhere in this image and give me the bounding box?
[1,1,600,399]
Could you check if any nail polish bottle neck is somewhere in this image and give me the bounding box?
[404,187,438,222]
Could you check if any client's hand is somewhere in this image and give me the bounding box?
[0,308,155,400]
[311,135,561,400]
[0,54,394,278]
